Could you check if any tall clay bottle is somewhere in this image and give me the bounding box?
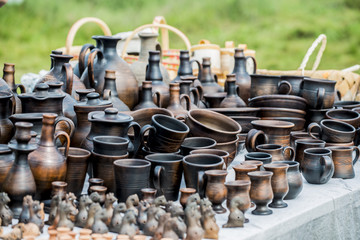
[232,49,256,104]
[198,57,223,94]
[3,122,37,218]
[146,50,169,108]
[133,81,159,110]
[220,74,246,108]
[103,70,130,111]
[178,79,199,109]
[172,50,200,82]
[3,63,25,114]
[28,113,70,201]
[0,92,14,144]
[167,82,190,119]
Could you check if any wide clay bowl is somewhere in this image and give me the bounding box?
[258,107,306,118]
[209,107,260,117]
[334,101,360,109]
[249,95,308,111]
[251,120,295,135]
[186,109,242,143]
[230,116,260,133]
[262,117,305,131]
[325,109,360,128]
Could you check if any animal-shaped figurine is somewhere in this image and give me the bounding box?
[185,202,204,240]
[126,194,139,215]
[0,192,13,226]
[56,200,78,230]
[202,208,219,239]
[223,196,245,228]
[13,223,40,238]
[39,202,45,222]
[109,203,127,233]
[19,195,33,224]
[76,195,93,228]
[162,217,181,240]
[92,208,109,234]
[28,200,44,232]
[45,194,61,225]
[153,195,167,207]
[90,192,101,205]
[153,212,171,240]
[119,210,138,238]
[66,192,77,208]
[144,205,162,236]
[104,192,117,226]
[200,198,212,224]
[186,193,201,207]
[168,202,186,239]
[0,227,22,240]
[85,203,102,229]
[137,200,150,230]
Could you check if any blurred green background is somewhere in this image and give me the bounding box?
[0,0,359,80]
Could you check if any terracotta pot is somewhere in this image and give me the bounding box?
[308,119,356,143]
[179,188,196,208]
[256,144,295,161]
[198,57,223,94]
[245,152,272,165]
[0,92,14,143]
[273,161,303,200]
[248,171,274,215]
[28,114,70,201]
[103,70,130,111]
[233,164,257,182]
[204,170,228,213]
[249,94,308,111]
[294,139,326,171]
[280,75,304,96]
[203,92,227,108]
[250,74,291,98]
[3,122,37,218]
[326,146,360,179]
[302,148,334,184]
[0,144,14,189]
[263,164,289,208]
[141,188,157,204]
[220,74,246,108]
[167,82,190,119]
[325,109,360,128]
[181,137,217,156]
[3,63,25,114]
[301,78,336,109]
[225,180,251,222]
[133,81,159,110]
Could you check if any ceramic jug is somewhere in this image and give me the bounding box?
[102,70,130,111]
[172,50,200,82]
[198,57,223,94]
[167,82,191,119]
[0,92,14,144]
[133,81,160,110]
[3,63,25,114]
[220,74,246,108]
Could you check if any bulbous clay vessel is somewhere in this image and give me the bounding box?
[28,114,70,201]
[220,74,246,108]
[204,170,227,213]
[198,57,223,94]
[3,63,25,114]
[133,81,159,110]
[167,82,190,119]
[0,92,14,144]
[263,163,289,208]
[103,70,130,111]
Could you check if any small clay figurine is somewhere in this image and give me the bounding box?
[162,217,180,240]
[90,192,101,205]
[66,192,77,208]
[28,200,44,232]
[137,200,150,230]
[153,195,167,217]
[85,203,102,229]
[13,223,41,238]
[202,208,219,239]
[76,195,93,228]
[185,202,204,240]
[143,205,160,236]
[186,193,201,207]
[153,212,171,240]
[109,202,127,233]
[104,192,117,226]
[168,202,186,239]
[0,227,22,240]
[119,210,139,238]
[57,200,78,230]
[92,208,109,234]
[200,198,212,225]
[45,194,61,225]
[126,194,139,214]
[223,196,245,228]
[0,192,13,226]
[19,195,33,224]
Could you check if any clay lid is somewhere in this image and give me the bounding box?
[75,92,112,108]
[19,83,64,99]
[90,108,133,123]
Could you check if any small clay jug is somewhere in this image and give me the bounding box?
[172,50,200,82]
[302,148,334,184]
[233,164,257,182]
[72,92,112,148]
[0,144,14,189]
[307,119,356,143]
[263,163,289,208]
[166,82,191,119]
[28,113,70,201]
[204,170,227,214]
[0,92,14,144]
[248,171,274,215]
[0,64,12,94]
[141,188,157,204]
[178,79,200,109]
[225,180,251,222]
[273,161,303,200]
[232,49,256,104]
[198,57,223,94]
[180,75,207,109]
[3,122,37,217]
[103,70,130,111]
[220,74,246,108]
[133,81,160,110]
[3,63,25,114]
[179,188,196,208]
[256,144,295,161]
[294,139,325,170]
[326,146,360,179]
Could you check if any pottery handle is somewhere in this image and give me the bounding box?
[283,146,295,161]
[78,43,95,76]
[320,155,334,184]
[88,48,104,89]
[127,121,141,157]
[153,166,164,195]
[196,84,204,101]
[190,59,201,75]
[245,129,269,152]
[278,80,292,95]
[15,83,26,94]
[180,94,191,111]
[139,124,156,151]
[54,116,76,139]
[352,146,360,165]
[152,91,162,108]
[54,131,70,159]
[103,89,111,100]
[246,56,257,74]
[63,63,74,95]
[307,122,321,140]
[316,87,325,109]
[197,171,207,198]
[190,87,200,107]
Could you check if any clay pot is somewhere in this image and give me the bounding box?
[198,57,223,94]
[302,148,334,184]
[173,50,199,82]
[262,117,305,132]
[3,122,37,217]
[190,149,229,167]
[80,36,138,109]
[0,92,14,143]
[145,153,183,201]
[89,186,107,205]
[258,107,306,119]
[325,109,360,128]
[0,145,14,189]
[249,94,308,111]
[203,92,227,108]
[248,171,273,215]
[263,164,289,208]
[204,170,228,213]
[308,119,356,143]
[273,161,303,200]
[325,141,354,147]
[179,188,196,208]
[225,180,251,222]
[294,139,326,170]
[256,144,295,161]
[230,116,260,133]
[220,74,246,108]
[334,101,360,109]
[93,136,129,156]
[210,107,260,117]
[280,75,304,96]
[141,188,157,204]
[301,78,336,109]
[133,81,159,110]
[326,146,360,179]
[103,70,130,111]
[306,108,331,126]
[241,160,263,171]
[113,159,151,202]
[290,131,314,148]
[213,135,240,166]
[245,152,272,165]
[59,147,91,198]
[28,114,70,201]
[167,82,190,119]
[181,137,217,156]
[250,74,291,98]
[3,63,25,114]
[178,78,201,109]
[233,164,257,182]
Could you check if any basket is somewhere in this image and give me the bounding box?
[257,34,360,101]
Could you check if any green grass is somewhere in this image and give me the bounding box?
[0,0,360,81]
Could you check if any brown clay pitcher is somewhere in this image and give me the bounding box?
[102,70,130,111]
[133,81,160,110]
[167,82,191,120]
[198,57,223,94]
[3,63,25,114]
[219,74,246,108]
[326,146,360,179]
[0,92,14,144]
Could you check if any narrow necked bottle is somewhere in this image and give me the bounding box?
[3,63,24,114]
[103,70,130,111]
[220,74,246,108]
[133,81,159,110]
[198,57,223,94]
[172,50,199,82]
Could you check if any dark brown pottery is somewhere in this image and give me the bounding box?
[204,170,228,213]
[263,164,289,208]
[326,146,360,179]
[93,136,129,156]
[203,92,227,108]
[241,160,263,171]
[306,108,332,126]
[181,137,217,156]
[28,113,70,201]
[233,164,257,182]
[273,161,303,200]
[294,139,326,170]
[325,141,354,147]
[133,81,159,110]
[245,152,272,165]
[178,78,201,109]
[0,63,12,94]
[80,36,138,109]
[89,185,107,205]
[219,74,246,108]
[225,180,251,222]
[0,144,14,189]
[302,148,334,184]
[256,144,295,161]
[144,153,183,201]
[59,147,91,198]
[190,149,229,167]
[103,70,130,111]
[232,49,256,104]
[334,101,360,109]
[325,109,360,128]
[214,135,240,166]
[173,50,199,82]
[248,171,273,215]
[250,74,291,98]
[141,188,157,204]
[198,57,223,94]
[258,107,306,119]
[167,82,190,119]
[182,154,224,198]
[3,63,25,114]
[249,94,308,111]
[230,116,260,133]
[209,107,260,117]
[136,146,181,159]
[3,122,37,218]
[0,92,14,144]
[290,131,314,148]
[113,159,151,202]
[179,188,196,208]
[261,117,305,132]
[308,119,356,143]
[280,75,304,96]
[88,178,104,195]
[76,88,95,102]
[301,78,336,109]
[140,114,189,153]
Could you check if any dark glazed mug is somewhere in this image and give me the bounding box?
[180,137,217,156]
[326,146,360,179]
[307,119,356,143]
[294,139,325,170]
[302,148,334,184]
[93,136,129,156]
[256,144,294,162]
[245,152,272,165]
[301,78,336,109]
[250,74,292,98]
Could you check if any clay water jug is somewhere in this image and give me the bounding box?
[178,79,200,109]
[3,63,25,114]
[198,57,223,94]
[133,81,159,110]
[103,70,130,111]
[0,92,14,144]
[0,144,14,189]
[172,50,200,82]
[0,63,12,94]
[220,74,246,108]
[167,83,190,119]
[28,114,70,201]
[80,36,138,109]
